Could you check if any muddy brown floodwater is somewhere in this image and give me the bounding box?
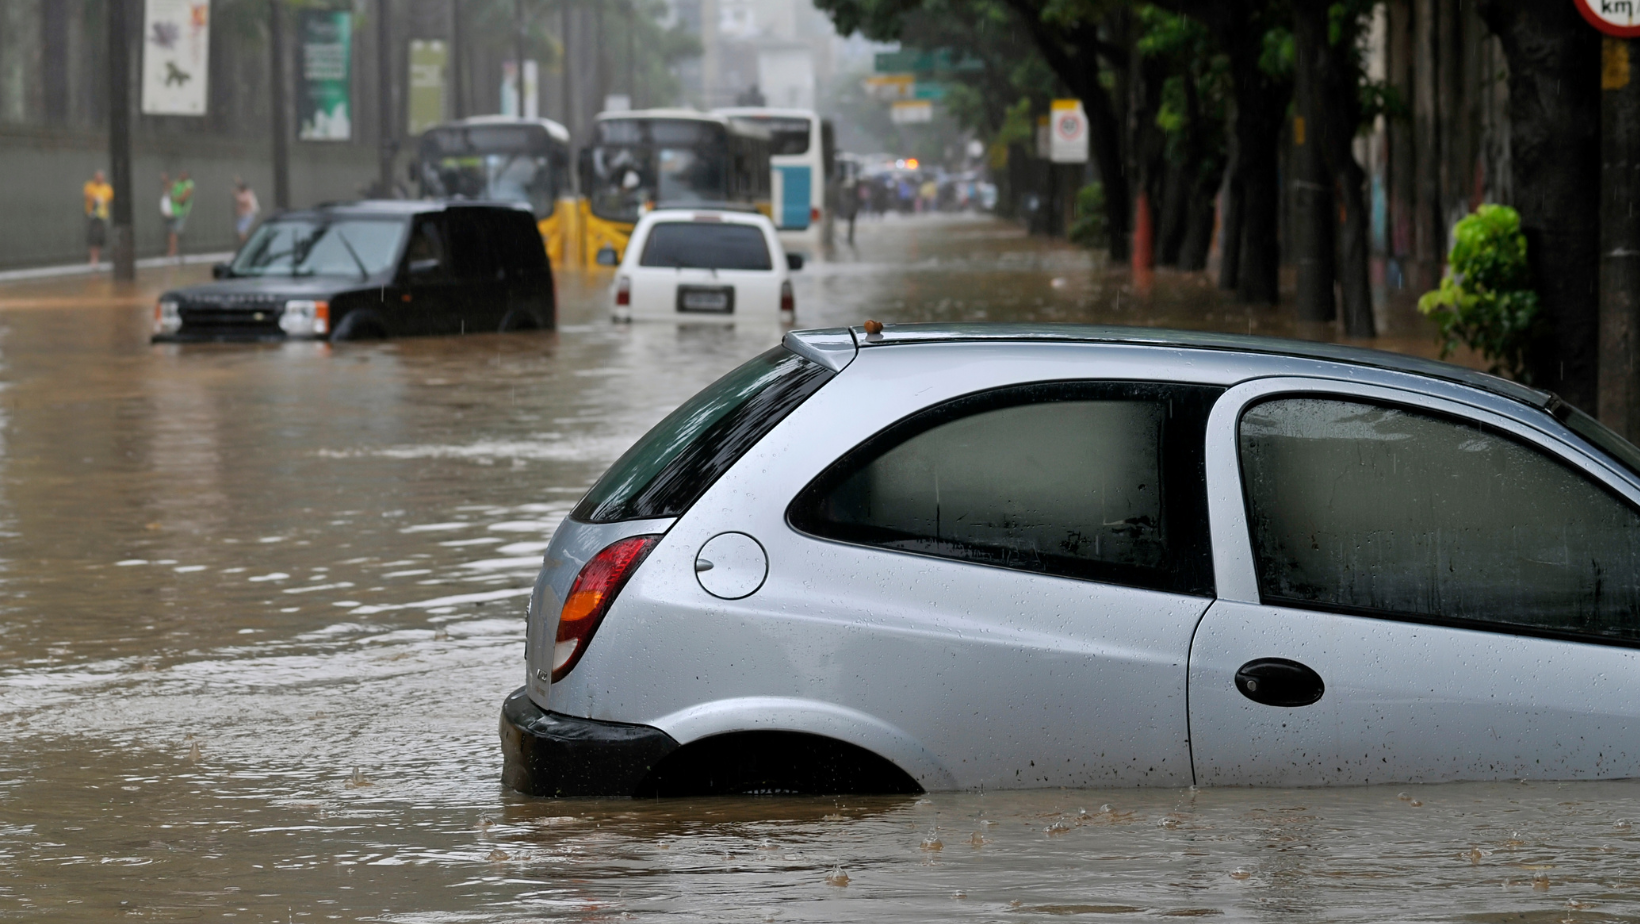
[1,214,1638,922]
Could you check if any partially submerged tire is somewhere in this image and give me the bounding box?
[330,311,389,341]
[634,731,924,797]
[498,309,543,333]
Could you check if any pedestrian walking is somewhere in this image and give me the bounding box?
[83,169,113,266]
[233,177,260,243]
[166,170,195,258]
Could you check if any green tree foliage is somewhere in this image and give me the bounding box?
[1417,204,1543,382]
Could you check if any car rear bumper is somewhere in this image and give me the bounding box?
[500,687,679,797]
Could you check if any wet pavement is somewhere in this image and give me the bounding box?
[3,213,1636,922]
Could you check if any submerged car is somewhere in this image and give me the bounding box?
[152,200,554,342]
[503,324,1640,797]
[599,207,800,322]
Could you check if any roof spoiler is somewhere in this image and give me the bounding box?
[782,327,857,373]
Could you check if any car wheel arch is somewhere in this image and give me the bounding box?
[330,308,390,341]
[646,696,958,792]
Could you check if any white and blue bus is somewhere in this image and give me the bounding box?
[714,108,834,233]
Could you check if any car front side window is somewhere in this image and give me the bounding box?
[789,382,1220,596]
[1240,396,1640,643]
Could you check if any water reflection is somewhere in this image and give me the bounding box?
[0,214,1610,920]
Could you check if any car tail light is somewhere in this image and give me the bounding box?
[615,275,631,307]
[810,207,821,223]
[552,535,659,682]
[780,280,795,314]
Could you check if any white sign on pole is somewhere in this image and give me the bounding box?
[890,100,932,124]
[141,0,211,116]
[1049,99,1089,164]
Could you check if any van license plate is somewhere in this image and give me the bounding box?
[677,286,734,314]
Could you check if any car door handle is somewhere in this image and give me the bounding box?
[1234,658,1325,707]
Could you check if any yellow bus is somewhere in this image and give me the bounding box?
[580,109,772,265]
[413,117,579,268]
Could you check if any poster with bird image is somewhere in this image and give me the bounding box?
[141,0,211,116]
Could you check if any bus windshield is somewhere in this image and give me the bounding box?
[729,116,811,155]
[417,125,560,217]
[588,119,730,222]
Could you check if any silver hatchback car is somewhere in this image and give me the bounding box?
[502,324,1640,797]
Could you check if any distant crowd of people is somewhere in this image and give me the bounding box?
[80,169,260,266]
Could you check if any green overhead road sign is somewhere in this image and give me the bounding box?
[873,48,984,75]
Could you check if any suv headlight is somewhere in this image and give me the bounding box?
[153,300,180,335]
[279,300,329,337]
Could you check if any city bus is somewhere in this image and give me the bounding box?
[713,108,834,234]
[413,116,578,267]
[580,109,772,265]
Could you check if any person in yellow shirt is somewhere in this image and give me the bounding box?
[83,170,113,266]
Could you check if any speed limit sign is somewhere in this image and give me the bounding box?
[1577,0,1640,37]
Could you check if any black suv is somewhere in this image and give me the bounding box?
[152,200,555,342]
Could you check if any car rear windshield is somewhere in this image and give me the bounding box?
[571,346,834,523]
[639,222,771,270]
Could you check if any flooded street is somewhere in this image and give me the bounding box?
[3,214,1639,922]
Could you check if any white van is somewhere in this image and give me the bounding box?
[600,208,800,323]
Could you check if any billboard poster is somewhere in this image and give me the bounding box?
[298,10,353,141]
[141,0,211,116]
[407,40,448,135]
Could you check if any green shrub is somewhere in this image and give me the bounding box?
[1068,182,1107,248]
[1416,204,1542,382]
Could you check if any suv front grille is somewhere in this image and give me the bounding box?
[178,299,283,333]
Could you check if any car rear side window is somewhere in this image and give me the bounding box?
[639,222,771,270]
[1240,396,1640,643]
[572,346,833,524]
[788,382,1220,596]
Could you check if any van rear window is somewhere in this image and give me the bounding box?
[572,346,833,524]
[640,223,771,271]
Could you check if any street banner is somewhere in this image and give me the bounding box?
[1049,99,1089,164]
[141,0,210,116]
[408,39,447,135]
[298,10,353,141]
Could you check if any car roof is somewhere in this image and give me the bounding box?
[273,199,528,220]
[596,108,726,124]
[639,207,774,229]
[784,322,1556,411]
[436,115,570,142]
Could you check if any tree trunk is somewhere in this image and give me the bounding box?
[1477,0,1601,409]
[1178,173,1217,271]
[997,0,1132,261]
[1292,1,1336,323]
[1218,146,1244,290]
[1311,0,1375,336]
[1224,9,1285,304]
[1157,162,1189,267]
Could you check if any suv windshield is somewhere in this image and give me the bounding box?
[572,346,834,523]
[639,222,771,270]
[231,218,408,278]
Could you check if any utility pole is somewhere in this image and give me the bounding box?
[108,0,135,281]
[560,2,573,134]
[450,0,465,119]
[1599,32,1640,437]
[626,1,636,106]
[515,0,526,117]
[270,0,290,209]
[378,0,395,196]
